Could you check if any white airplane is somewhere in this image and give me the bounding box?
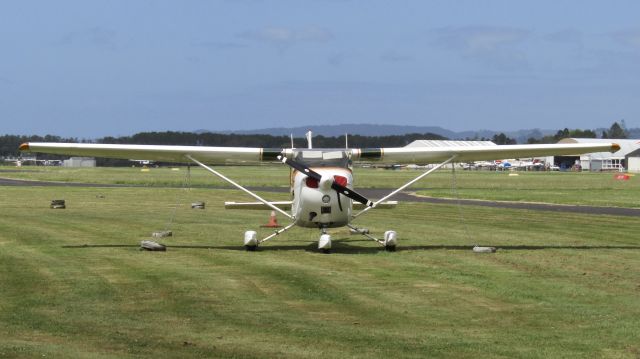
[19,140,619,252]
[3,157,62,167]
[129,159,155,166]
[5,158,23,167]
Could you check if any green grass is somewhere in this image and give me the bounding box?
[2,166,639,207]
[1,173,640,358]
[414,171,640,208]
[0,165,292,188]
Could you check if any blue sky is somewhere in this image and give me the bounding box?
[1,0,639,137]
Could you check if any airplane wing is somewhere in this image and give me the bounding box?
[20,142,619,165]
[224,200,397,210]
[352,143,620,164]
[19,143,286,164]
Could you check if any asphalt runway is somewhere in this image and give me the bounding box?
[2,177,640,217]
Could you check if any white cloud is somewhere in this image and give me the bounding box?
[611,29,640,49]
[194,41,247,50]
[380,51,412,63]
[434,26,528,54]
[60,27,118,49]
[327,53,345,66]
[239,26,332,50]
[545,29,583,45]
[432,26,529,70]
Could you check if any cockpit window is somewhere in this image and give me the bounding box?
[322,151,344,160]
[301,151,322,159]
[293,150,351,168]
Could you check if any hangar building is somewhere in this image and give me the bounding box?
[63,157,96,167]
[556,138,640,172]
[403,140,497,169]
[626,148,640,173]
[405,140,496,148]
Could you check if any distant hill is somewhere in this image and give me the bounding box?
[196,124,557,143]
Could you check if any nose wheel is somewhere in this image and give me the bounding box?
[318,233,332,254]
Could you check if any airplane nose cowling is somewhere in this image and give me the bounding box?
[319,175,333,190]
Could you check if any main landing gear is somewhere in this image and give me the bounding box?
[309,226,399,253]
[244,230,258,251]
[347,224,397,252]
[244,222,297,251]
[244,226,335,253]
[188,150,456,255]
[244,226,396,253]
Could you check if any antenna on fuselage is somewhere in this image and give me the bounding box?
[345,133,348,149]
[290,133,295,149]
[305,130,313,149]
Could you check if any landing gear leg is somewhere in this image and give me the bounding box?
[346,156,457,252]
[347,224,397,252]
[243,222,296,251]
[185,155,297,252]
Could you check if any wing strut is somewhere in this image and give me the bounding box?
[185,155,293,220]
[352,155,458,219]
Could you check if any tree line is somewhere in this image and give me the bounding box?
[490,121,631,145]
[525,121,630,144]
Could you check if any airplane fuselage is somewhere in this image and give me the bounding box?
[291,167,353,228]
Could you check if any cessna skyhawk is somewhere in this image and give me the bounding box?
[19,140,619,252]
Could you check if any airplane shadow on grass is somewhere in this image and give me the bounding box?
[62,240,640,254]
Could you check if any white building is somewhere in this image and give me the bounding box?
[63,157,96,167]
[626,148,640,173]
[405,140,497,148]
[557,138,640,171]
[404,140,497,169]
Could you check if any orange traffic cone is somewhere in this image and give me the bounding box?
[261,211,282,228]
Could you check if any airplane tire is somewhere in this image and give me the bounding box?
[245,245,257,252]
[322,249,331,254]
[385,245,396,252]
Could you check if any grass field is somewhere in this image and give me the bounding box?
[1,166,639,207]
[1,168,640,358]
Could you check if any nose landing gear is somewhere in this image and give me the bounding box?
[318,227,332,254]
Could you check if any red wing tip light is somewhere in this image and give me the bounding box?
[19,143,30,151]
[611,143,621,152]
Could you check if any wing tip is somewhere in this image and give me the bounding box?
[611,143,621,153]
[19,143,30,151]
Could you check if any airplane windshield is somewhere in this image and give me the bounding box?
[293,150,351,168]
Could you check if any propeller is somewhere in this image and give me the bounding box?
[278,155,373,207]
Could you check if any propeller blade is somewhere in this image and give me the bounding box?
[331,182,373,207]
[277,155,321,180]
